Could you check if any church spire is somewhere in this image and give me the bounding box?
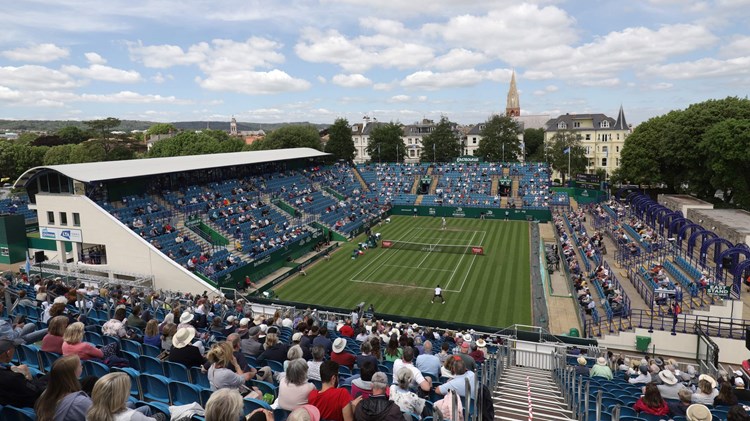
[613,105,628,130]
[506,69,520,117]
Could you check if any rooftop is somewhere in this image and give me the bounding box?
[689,208,750,236]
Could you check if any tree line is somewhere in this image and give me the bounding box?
[613,97,750,209]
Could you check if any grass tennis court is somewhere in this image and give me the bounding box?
[275,216,532,328]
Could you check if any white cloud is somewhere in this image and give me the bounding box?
[430,48,489,71]
[578,78,621,87]
[650,82,673,90]
[127,41,209,68]
[719,35,750,59]
[78,91,191,104]
[331,74,372,88]
[62,64,142,83]
[641,56,750,79]
[197,69,311,95]
[389,95,411,103]
[295,27,434,72]
[533,85,559,96]
[317,76,327,84]
[151,72,172,83]
[2,43,70,62]
[84,52,107,65]
[400,68,512,89]
[0,65,80,90]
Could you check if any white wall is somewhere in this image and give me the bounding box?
[35,193,218,295]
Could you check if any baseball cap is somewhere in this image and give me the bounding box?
[239,318,250,326]
[226,315,236,323]
[292,332,303,342]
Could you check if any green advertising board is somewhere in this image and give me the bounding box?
[389,205,551,222]
[455,156,481,163]
[707,284,730,299]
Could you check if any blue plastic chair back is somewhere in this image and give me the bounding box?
[139,355,165,376]
[84,331,104,346]
[243,397,272,414]
[39,351,61,373]
[17,344,41,370]
[200,388,213,407]
[142,344,161,358]
[0,406,36,421]
[83,360,110,378]
[164,361,190,382]
[189,367,211,390]
[140,374,171,404]
[102,335,120,346]
[169,381,202,406]
[112,367,141,399]
[267,360,284,373]
[121,339,143,354]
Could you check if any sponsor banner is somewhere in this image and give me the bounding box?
[471,247,484,255]
[382,241,393,248]
[455,156,480,163]
[707,284,730,298]
[39,227,82,242]
[452,207,465,218]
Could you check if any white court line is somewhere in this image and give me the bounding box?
[408,236,477,244]
[443,230,477,291]
[350,278,460,292]
[416,238,441,268]
[383,264,453,272]
[349,226,417,282]
[453,230,487,293]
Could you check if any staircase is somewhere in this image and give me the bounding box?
[429,176,440,194]
[351,166,370,191]
[491,175,500,195]
[511,177,520,199]
[494,367,573,420]
[411,176,421,194]
[415,195,424,205]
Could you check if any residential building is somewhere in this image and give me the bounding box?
[543,106,631,176]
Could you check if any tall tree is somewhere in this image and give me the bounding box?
[145,123,177,137]
[56,126,89,144]
[147,131,245,158]
[523,128,545,161]
[325,118,355,161]
[543,131,587,184]
[85,117,122,159]
[366,123,406,163]
[474,115,521,162]
[702,118,750,207]
[256,125,322,151]
[420,117,461,163]
[43,144,76,165]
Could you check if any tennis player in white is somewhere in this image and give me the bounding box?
[432,284,445,304]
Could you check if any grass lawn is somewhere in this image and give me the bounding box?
[275,215,532,328]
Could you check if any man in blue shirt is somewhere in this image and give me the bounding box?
[415,341,441,377]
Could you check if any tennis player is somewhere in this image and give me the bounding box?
[432,284,445,304]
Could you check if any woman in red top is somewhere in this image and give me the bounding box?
[633,383,670,416]
[61,322,104,361]
[41,315,69,354]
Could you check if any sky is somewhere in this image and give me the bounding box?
[1,0,749,127]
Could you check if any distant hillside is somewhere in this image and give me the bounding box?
[0,120,329,133]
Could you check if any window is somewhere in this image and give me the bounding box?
[409,150,415,157]
[602,146,608,154]
[616,158,621,166]
[601,158,608,166]
[617,133,620,140]
[585,146,591,155]
[574,121,581,128]
[558,122,567,129]
[60,212,67,226]
[47,211,55,225]
[73,213,80,226]
[473,138,477,144]
[0,247,8,257]
[585,134,591,140]
[600,120,610,128]
[616,146,620,153]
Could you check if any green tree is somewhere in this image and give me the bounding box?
[147,131,245,158]
[43,144,76,165]
[85,117,122,159]
[259,125,322,151]
[145,123,177,137]
[614,113,676,187]
[702,118,750,207]
[69,142,106,163]
[543,131,587,184]
[0,143,47,180]
[56,126,89,144]
[325,118,355,161]
[15,133,39,145]
[474,115,521,162]
[365,123,406,163]
[420,117,461,163]
[523,128,545,161]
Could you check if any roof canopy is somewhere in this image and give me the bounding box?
[14,147,329,187]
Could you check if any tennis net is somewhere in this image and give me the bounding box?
[381,240,484,255]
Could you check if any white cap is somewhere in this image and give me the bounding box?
[239,318,250,326]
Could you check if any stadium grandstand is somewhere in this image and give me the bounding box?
[0,149,749,421]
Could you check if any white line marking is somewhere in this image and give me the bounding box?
[349,226,417,281]
[416,238,442,268]
[453,230,487,293]
[350,278,460,292]
[444,230,477,290]
[383,264,453,272]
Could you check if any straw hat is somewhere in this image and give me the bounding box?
[332,338,347,354]
[253,314,265,325]
[577,356,587,366]
[596,357,607,366]
[172,327,196,349]
[476,339,487,348]
[686,404,711,421]
[463,333,472,342]
[698,374,717,389]
[658,370,678,385]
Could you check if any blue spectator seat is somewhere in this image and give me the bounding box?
[139,355,164,376]
[121,339,143,354]
[189,366,211,390]
[82,360,110,378]
[139,374,171,404]
[16,344,41,371]
[250,380,278,399]
[102,335,120,346]
[142,344,161,358]
[169,381,202,406]
[112,367,142,399]
[39,351,60,373]
[199,389,213,407]
[0,406,36,421]
[135,401,171,418]
[122,351,140,370]
[243,398,272,414]
[163,361,190,383]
